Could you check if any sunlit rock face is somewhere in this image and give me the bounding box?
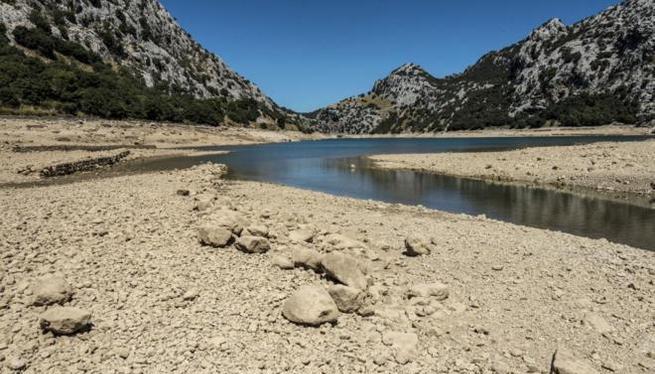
[311,0,655,134]
[0,0,273,106]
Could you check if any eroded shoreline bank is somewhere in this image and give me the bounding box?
[370,139,655,202]
[0,117,325,184]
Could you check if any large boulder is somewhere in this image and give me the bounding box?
[32,275,73,306]
[291,247,323,271]
[404,235,432,256]
[328,285,364,313]
[198,225,233,248]
[235,236,271,254]
[407,283,449,301]
[39,307,92,335]
[282,285,340,326]
[320,253,368,290]
[551,348,600,374]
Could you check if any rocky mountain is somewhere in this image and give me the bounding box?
[311,0,654,133]
[0,0,306,128]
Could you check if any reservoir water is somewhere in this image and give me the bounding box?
[20,136,655,249]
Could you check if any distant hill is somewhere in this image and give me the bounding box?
[311,0,654,133]
[0,0,307,130]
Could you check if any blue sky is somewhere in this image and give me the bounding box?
[160,0,620,112]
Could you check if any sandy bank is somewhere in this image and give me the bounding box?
[1,164,653,373]
[370,140,655,198]
[0,117,324,184]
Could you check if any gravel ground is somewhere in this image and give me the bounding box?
[370,140,655,197]
[1,163,653,373]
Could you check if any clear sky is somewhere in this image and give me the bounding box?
[160,0,620,112]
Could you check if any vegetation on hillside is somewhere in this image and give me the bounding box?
[0,20,292,127]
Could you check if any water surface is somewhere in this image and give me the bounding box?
[190,136,653,250]
[15,136,655,250]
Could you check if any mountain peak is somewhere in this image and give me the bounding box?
[530,18,568,41]
[314,1,652,134]
[390,63,428,77]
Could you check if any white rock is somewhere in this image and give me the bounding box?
[182,289,199,301]
[282,285,340,326]
[235,236,271,254]
[207,209,249,235]
[584,313,614,334]
[246,224,269,238]
[320,253,368,290]
[291,247,323,271]
[322,233,366,250]
[382,331,419,364]
[289,228,315,243]
[198,225,233,248]
[551,348,600,374]
[328,285,363,313]
[194,194,214,212]
[407,283,449,301]
[40,306,92,335]
[5,357,26,371]
[271,255,294,270]
[404,235,432,256]
[32,274,73,306]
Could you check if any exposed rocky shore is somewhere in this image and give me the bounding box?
[371,140,655,198]
[1,160,653,373]
[0,117,325,184]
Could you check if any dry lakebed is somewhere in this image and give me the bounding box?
[0,119,654,373]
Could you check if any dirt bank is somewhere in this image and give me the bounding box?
[370,140,655,198]
[0,163,653,373]
[0,117,325,184]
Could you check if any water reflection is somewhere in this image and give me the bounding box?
[216,137,654,250]
[9,136,652,249]
[317,158,654,252]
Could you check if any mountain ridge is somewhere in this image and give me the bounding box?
[0,0,311,129]
[311,0,654,133]
[0,0,270,104]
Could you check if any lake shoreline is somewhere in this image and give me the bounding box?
[369,139,655,203]
[1,161,653,373]
[0,117,325,184]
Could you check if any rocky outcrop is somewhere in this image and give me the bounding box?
[312,0,655,133]
[0,0,271,105]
